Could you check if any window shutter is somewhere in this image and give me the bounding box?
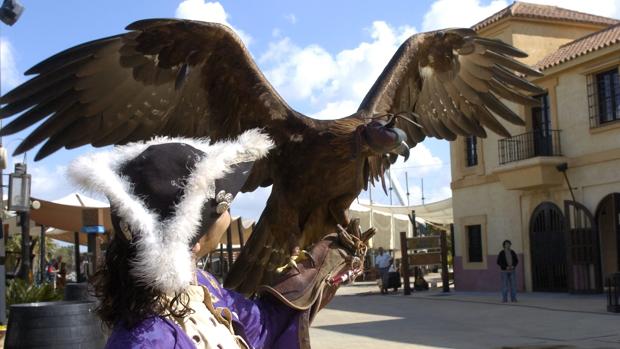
[465,136,478,167]
[587,73,599,128]
[467,225,483,263]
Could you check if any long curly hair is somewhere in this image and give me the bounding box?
[92,215,191,329]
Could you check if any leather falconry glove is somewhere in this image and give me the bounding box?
[256,218,375,349]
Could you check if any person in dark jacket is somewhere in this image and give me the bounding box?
[497,240,519,302]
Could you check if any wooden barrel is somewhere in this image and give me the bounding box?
[5,301,106,349]
[64,282,95,301]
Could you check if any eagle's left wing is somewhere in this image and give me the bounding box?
[357,28,544,185]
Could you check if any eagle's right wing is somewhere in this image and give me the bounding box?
[0,19,303,163]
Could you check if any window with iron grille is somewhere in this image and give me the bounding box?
[588,67,620,127]
[465,136,477,167]
[467,224,483,263]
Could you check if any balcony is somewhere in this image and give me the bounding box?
[498,129,563,164]
[494,130,566,190]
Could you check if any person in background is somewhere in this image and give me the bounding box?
[45,253,54,283]
[375,247,391,294]
[388,258,396,273]
[497,240,519,303]
[79,254,90,282]
[51,255,62,274]
[57,262,67,288]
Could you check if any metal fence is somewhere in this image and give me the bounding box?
[498,129,562,165]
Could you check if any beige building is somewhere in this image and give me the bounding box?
[450,2,620,292]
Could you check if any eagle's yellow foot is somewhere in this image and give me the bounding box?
[276,246,314,273]
[276,258,299,273]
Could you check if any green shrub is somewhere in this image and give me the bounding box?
[6,279,62,307]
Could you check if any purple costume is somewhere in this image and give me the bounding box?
[105,270,302,349]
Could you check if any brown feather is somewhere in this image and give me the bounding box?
[475,105,511,138]
[489,79,540,106]
[493,66,545,94]
[483,50,543,77]
[473,37,528,58]
[479,92,525,126]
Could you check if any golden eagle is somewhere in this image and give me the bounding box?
[0,19,542,294]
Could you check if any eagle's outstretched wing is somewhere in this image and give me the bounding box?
[0,19,301,162]
[358,28,543,185]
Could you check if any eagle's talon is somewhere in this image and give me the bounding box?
[276,246,305,274]
[292,263,301,274]
[301,250,316,268]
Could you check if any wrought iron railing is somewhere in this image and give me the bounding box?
[498,129,562,165]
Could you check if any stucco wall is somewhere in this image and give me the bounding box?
[454,255,525,292]
[453,182,523,255]
[511,21,603,66]
[450,17,620,292]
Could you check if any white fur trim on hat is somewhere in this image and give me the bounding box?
[67,129,273,294]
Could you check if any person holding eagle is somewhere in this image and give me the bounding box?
[66,129,374,348]
[1,15,542,349]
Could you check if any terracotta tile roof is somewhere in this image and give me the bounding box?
[472,1,619,31]
[534,24,620,71]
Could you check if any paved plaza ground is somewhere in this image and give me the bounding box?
[311,282,620,349]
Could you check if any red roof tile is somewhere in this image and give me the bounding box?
[534,24,620,71]
[472,1,619,31]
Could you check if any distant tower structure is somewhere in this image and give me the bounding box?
[405,172,410,206]
[388,170,393,205]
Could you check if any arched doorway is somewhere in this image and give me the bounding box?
[529,202,568,292]
[565,200,601,293]
[596,193,620,280]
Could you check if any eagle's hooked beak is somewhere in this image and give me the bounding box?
[362,120,410,161]
[392,140,410,161]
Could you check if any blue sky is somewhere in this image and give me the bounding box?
[1,0,619,220]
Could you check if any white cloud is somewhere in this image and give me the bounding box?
[30,164,73,200]
[311,100,359,119]
[422,0,619,31]
[260,21,416,119]
[175,0,252,45]
[260,38,337,103]
[422,0,508,31]
[284,13,297,24]
[389,143,444,177]
[433,186,453,201]
[0,37,22,93]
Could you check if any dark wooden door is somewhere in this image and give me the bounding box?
[530,202,568,292]
[532,94,552,156]
[565,200,602,293]
[614,193,620,272]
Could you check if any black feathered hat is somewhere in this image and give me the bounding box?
[68,129,273,293]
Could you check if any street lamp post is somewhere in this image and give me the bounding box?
[0,145,7,324]
[8,163,32,281]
